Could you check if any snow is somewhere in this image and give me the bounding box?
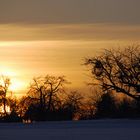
[0,119,140,140]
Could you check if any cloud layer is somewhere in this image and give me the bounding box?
[0,24,140,41]
[0,0,140,24]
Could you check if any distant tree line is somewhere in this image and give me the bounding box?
[0,45,140,122]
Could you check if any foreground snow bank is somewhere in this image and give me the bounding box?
[0,119,140,140]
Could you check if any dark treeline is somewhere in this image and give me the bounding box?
[0,45,140,122]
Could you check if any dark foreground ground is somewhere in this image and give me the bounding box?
[0,119,140,140]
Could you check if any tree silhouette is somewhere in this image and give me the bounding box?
[26,75,68,121]
[63,91,83,120]
[95,92,117,118]
[0,76,11,115]
[18,96,33,119]
[85,46,140,101]
[2,97,22,122]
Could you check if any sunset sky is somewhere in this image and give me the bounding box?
[0,0,140,97]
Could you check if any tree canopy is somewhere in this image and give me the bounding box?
[85,46,140,101]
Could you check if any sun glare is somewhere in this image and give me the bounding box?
[9,79,25,92]
[0,66,26,94]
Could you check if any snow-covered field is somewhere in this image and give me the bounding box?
[0,119,140,140]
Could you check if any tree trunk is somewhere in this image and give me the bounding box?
[47,92,53,111]
[3,97,7,115]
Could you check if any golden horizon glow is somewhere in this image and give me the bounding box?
[0,23,139,98]
[0,66,27,97]
[9,79,26,93]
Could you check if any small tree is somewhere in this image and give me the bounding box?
[85,46,140,101]
[82,89,103,119]
[63,91,83,120]
[0,76,11,115]
[2,97,22,122]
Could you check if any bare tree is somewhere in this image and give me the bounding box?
[0,75,11,115]
[27,75,68,112]
[85,46,140,101]
[63,91,83,120]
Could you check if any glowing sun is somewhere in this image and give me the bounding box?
[0,66,25,93]
[9,79,25,92]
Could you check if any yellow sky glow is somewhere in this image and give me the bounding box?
[0,24,139,97]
